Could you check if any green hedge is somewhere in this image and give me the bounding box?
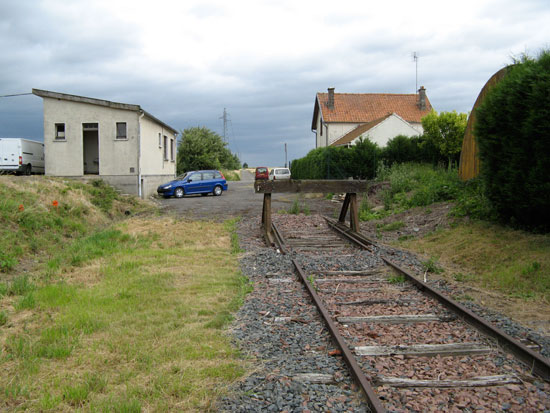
[475,50,550,231]
[291,138,379,179]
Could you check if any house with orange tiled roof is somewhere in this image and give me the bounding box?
[311,87,433,148]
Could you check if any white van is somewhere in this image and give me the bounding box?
[269,167,291,180]
[0,138,45,175]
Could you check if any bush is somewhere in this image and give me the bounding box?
[291,138,380,179]
[475,50,550,231]
[380,135,448,168]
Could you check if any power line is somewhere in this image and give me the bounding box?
[0,93,33,98]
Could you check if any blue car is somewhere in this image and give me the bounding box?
[157,170,228,198]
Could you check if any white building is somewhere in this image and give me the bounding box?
[331,113,421,147]
[33,89,178,198]
[311,87,433,148]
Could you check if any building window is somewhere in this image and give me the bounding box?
[158,133,162,148]
[170,138,174,161]
[55,123,65,139]
[116,122,127,139]
[163,135,168,160]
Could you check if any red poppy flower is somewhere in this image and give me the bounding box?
[18,204,24,211]
[52,200,59,207]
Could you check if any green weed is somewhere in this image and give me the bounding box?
[378,221,405,232]
[8,275,34,296]
[422,257,444,274]
[388,274,406,284]
[288,196,310,215]
[16,292,36,310]
[0,311,7,326]
[224,218,243,254]
[453,273,472,282]
[63,383,89,407]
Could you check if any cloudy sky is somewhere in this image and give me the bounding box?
[1,0,548,166]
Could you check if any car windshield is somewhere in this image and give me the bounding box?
[175,172,189,180]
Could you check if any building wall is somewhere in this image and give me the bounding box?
[139,115,177,177]
[351,115,421,147]
[409,122,424,134]
[42,97,138,177]
[315,119,359,148]
[327,123,359,145]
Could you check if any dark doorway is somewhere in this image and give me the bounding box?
[83,123,99,174]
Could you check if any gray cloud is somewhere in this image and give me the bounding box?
[1,0,550,166]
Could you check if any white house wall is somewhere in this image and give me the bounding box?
[351,115,421,147]
[42,97,138,177]
[328,123,358,145]
[138,115,177,197]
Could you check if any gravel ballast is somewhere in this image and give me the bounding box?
[220,214,550,412]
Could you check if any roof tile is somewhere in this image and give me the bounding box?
[317,92,432,124]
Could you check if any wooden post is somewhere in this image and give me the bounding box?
[339,193,351,224]
[349,193,359,232]
[262,193,272,240]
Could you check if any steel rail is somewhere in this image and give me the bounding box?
[292,259,386,413]
[271,222,288,255]
[381,258,550,381]
[322,217,550,381]
[324,217,374,251]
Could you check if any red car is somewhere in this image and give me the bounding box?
[255,167,269,180]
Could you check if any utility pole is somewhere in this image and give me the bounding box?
[219,108,228,142]
[284,143,287,167]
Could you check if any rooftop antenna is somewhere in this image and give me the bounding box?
[412,52,419,93]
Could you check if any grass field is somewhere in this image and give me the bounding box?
[397,221,550,302]
[0,176,250,412]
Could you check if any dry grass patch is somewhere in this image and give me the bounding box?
[0,217,250,412]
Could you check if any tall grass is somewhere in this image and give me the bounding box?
[221,170,241,181]
[399,221,550,301]
[361,163,491,221]
[0,176,152,274]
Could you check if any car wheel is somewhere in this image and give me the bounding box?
[213,185,222,196]
[174,187,185,198]
[25,164,32,175]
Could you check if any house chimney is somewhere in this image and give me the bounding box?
[417,86,426,110]
[327,87,335,109]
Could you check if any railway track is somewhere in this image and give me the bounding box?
[269,214,550,412]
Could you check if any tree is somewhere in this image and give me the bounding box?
[475,51,550,230]
[242,162,248,168]
[421,110,468,168]
[382,135,418,166]
[176,127,240,173]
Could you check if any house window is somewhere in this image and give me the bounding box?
[55,123,65,139]
[158,133,162,148]
[116,122,127,139]
[163,135,168,160]
[170,138,174,161]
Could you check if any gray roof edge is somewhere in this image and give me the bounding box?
[32,88,178,135]
[32,88,141,111]
[141,110,178,135]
